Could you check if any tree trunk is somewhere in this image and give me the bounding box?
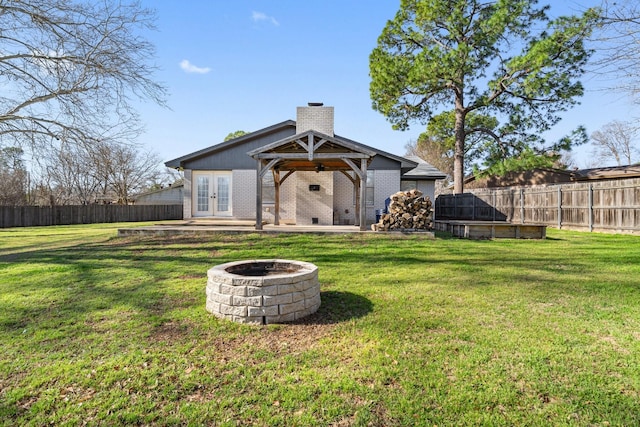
[453,92,466,194]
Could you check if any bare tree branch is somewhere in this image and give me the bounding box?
[0,0,167,150]
[590,120,640,165]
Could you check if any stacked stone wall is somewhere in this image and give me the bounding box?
[206,260,320,325]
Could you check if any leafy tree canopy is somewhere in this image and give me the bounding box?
[411,110,498,176]
[224,130,248,142]
[370,0,599,193]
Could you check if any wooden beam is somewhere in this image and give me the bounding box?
[280,170,295,184]
[359,158,367,231]
[342,158,365,180]
[247,130,377,158]
[253,152,370,160]
[260,158,280,179]
[255,160,263,230]
[313,138,328,151]
[273,169,280,226]
[354,177,360,227]
[307,134,314,161]
[339,170,356,184]
[295,138,309,152]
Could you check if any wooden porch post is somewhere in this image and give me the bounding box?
[255,160,263,230]
[359,158,367,231]
[354,178,360,227]
[273,169,280,226]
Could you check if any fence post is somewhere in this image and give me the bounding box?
[472,194,476,220]
[557,187,562,230]
[520,188,525,224]
[588,183,594,232]
[492,191,496,221]
[454,194,457,219]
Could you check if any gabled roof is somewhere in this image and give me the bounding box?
[571,164,640,181]
[165,120,296,168]
[247,129,383,172]
[164,118,426,172]
[402,156,448,180]
[133,183,184,199]
[247,130,377,158]
[335,134,418,170]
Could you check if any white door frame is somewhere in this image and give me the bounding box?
[192,171,232,217]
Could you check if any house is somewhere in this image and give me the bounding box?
[133,183,184,205]
[570,164,640,181]
[463,164,640,189]
[464,168,575,189]
[165,103,446,231]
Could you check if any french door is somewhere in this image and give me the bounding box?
[193,172,232,217]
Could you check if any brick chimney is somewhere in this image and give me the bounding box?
[296,103,334,136]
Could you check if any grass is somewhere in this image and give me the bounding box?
[1,223,640,426]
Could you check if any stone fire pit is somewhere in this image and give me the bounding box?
[206,259,320,325]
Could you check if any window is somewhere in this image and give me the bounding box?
[401,180,417,192]
[365,170,374,206]
[262,173,275,204]
[197,176,209,211]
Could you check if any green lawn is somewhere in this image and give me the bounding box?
[1,223,640,426]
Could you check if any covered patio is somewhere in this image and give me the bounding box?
[248,129,376,231]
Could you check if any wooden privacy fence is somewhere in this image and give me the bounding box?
[0,204,183,228]
[435,178,640,234]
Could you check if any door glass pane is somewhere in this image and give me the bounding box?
[197,176,209,212]
[366,170,375,206]
[217,176,229,212]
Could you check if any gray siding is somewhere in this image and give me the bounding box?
[135,186,183,205]
[416,180,436,204]
[183,170,192,219]
[369,155,401,170]
[183,127,296,170]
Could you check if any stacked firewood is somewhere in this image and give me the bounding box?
[373,189,433,231]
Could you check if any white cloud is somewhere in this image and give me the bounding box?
[251,11,279,26]
[179,59,211,74]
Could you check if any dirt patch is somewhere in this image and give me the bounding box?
[151,321,191,342]
[195,322,337,365]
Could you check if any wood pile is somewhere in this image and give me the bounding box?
[373,189,433,231]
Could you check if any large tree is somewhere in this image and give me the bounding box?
[0,147,28,205]
[370,0,598,193]
[590,0,640,104]
[406,110,498,180]
[590,120,639,166]
[36,140,163,205]
[0,0,166,150]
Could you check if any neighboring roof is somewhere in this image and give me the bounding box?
[571,164,640,181]
[462,164,640,188]
[402,156,448,180]
[133,183,184,199]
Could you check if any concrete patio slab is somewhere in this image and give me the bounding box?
[117,220,436,238]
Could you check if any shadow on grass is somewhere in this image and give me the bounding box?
[292,291,373,325]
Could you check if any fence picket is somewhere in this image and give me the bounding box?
[0,205,182,228]
[435,178,640,234]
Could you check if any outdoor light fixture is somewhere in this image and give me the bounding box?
[315,163,325,172]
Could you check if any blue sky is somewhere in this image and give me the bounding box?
[137,1,636,169]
